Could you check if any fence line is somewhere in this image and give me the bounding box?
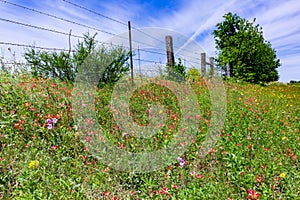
[0,2,203,61]
[62,0,201,56]
[0,39,215,80]
[0,0,121,37]
[62,0,127,26]
[0,41,75,52]
[0,2,218,79]
[0,17,84,38]
[1,0,199,56]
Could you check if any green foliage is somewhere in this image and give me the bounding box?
[24,32,129,85]
[24,33,97,82]
[289,80,300,85]
[77,45,130,87]
[187,67,201,81]
[213,12,280,84]
[166,58,187,81]
[73,32,97,68]
[25,49,74,81]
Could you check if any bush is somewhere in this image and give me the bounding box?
[187,68,201,82]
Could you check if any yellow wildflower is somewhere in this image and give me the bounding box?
[282,136,287,141]
[279,173,286,178]
[28,160,40,168]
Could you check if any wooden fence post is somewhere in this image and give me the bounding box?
[209,57,214,77]
[201,52,206,77]
[226,63,230,77]
[165,35,174,67]
[128,21,134,85]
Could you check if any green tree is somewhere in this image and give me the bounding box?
[25,33,97,82]
[73,32,97,68]
[77,44,130,87]
[24,32,129,85]
[213,12,280,84]
[25,49,74,81]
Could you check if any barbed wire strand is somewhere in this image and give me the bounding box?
[0,0,201,60]
[60,0,201,56]
[0,0,147,46]
[0,5,204,65]
[0,0,120,37]
[62,0,128,26]
[0,41,75,52]
[0,18,84,38]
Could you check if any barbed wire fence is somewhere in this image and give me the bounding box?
[0,0,219,81]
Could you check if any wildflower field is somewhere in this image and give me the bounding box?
[0,73,299,199]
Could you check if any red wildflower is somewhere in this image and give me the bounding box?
[14,122,20,130]
[197,173,204,179]
[265,147,270,151]
[24,102,30,107]
[248,189,260,199]
[103,191,110,196]
[51,145,58,151]
[162,186,169,194]
[291,155,297,160]
[256,175,262,183]
[149,190,154,196]
[46,114,53,119]
[85,136,91,142]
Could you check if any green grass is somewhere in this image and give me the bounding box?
[0,72,299,199]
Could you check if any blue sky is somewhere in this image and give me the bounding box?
[0,0,299,82]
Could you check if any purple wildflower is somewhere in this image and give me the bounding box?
[177,157,185,167]
[47,124,53,129]
[52,118,57,123]
[46,118,57,129]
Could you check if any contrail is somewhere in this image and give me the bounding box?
[175,0,238,55]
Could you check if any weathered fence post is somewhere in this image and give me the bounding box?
[209,57,214,77]
[226,63,230,77]
[68,29,72,56]
[128,21,134,85]
[201,52,206,77]
[165,35,174,67]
